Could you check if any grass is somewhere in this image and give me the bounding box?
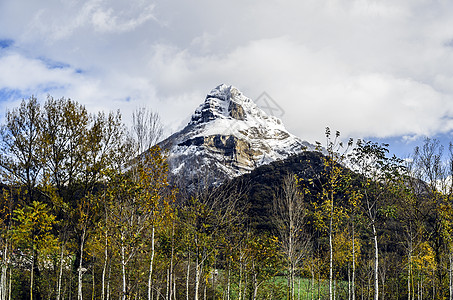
[215,273,346,300]
[272,276,332,300]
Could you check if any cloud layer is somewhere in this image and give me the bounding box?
[1,0,453,148]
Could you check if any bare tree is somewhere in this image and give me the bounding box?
[178,176,248,300]
[273,173,309,300]
[132,106,163,154]
[0,96,43,204]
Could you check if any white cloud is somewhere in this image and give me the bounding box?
[143,36,453,142]
[1,0,453,154]
[23,0,157,41]
[0,53,74,91]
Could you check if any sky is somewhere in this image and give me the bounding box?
[1,0,453,158]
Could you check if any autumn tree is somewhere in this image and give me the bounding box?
[11,201,57,300]
[246,233,283,300]
[272,173,309,300]
[408,138,453,298]
[0,188,13,300]
[313,128,352,300]
[350,140,404,300]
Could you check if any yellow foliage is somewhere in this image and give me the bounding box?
[332,230,361,268]
[412,241,436,274]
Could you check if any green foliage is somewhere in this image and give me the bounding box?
[11,201,57,254]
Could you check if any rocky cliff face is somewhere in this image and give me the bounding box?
[158,84,314,187]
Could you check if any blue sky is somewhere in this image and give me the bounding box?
[1,0,453,158]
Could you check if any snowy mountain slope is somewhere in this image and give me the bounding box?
[158,84,315,186]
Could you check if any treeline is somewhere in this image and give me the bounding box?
[1,97,453,300]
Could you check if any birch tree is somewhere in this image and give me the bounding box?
[313,128,352,300]
[272,174,309,300]
[131,106,163,154]
[350,140,403,300]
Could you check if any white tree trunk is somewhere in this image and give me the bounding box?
[30,253,34,300]
[448,251,453,300]
[166,268,170,300]
[0,265,5,300]
[408,251,411,300]
[148,225,155,300]
[107,264,111,300]
[173,273,177,300]
[372,224,379,300]
[329,206,333,300]
[102,232,108,300]
[238,257,243,300]
[121,231,127,300]
[348,265,351,300]
[56,244,64,300]
[352,222,356,300]
[78,229,86,300]
[1,242,8,300]
[252,272,258,300]
[298,277,301,300]
[194,255,201,300]
[186,251,190,300]
[226,263,230,300]
[169,223,174,300]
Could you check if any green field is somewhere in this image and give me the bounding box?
[216,275,346,300]
[271,276,347,300]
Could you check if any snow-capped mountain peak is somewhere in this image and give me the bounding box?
[159,84,314,187]
[188,84,288,139]
[190,84,262,123]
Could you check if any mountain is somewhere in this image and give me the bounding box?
[159,84,315,187]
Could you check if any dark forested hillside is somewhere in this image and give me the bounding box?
[228,151,326,230]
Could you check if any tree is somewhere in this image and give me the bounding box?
[39,97,135,300]
[11,201,57,300]
[272,173,309,300]
[313,127,352,300]
[350,140,404,300]
[41,97,89,198]
[136,147,174,300]
[131,106,163,154]
[99,145,174,300]
[178,179,246,300]
[0,188,13,300]
[245,233,283,300]
[410,138,453,298]
[0,96,43,204]
[343,180,363,300]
